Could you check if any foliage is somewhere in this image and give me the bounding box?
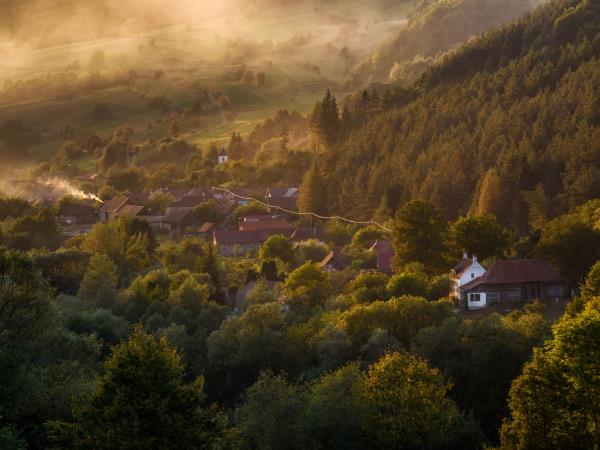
[283,263,330,312]
[47,327,226,449]
[450,213,513,260]
[501,297,600,449]
[392,200,449,273]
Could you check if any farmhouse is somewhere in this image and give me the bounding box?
[58,203,97,225]
[452,253,487,298]
[460,259,566,310]
[98,195,129,222]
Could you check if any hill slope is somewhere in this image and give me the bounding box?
[322,0,600,234]
[349,0,541,88]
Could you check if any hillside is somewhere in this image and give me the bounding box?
[349,0,541,88]
[316,0,600,234]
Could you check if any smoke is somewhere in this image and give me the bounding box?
[0,176,103,204]
[40,178,104,203]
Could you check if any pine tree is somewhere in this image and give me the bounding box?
[299,161,328,217]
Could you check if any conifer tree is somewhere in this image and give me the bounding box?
[298,161,328,217]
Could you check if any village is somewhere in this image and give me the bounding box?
[42,180,570,312]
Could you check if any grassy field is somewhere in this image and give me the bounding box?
[0,0,412,165]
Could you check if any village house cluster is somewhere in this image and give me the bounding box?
[54,185,569,312]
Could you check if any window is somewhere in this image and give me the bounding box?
[471,273,475,278]
[469,293,481,302]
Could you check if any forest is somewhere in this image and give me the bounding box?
[0,0,599,449]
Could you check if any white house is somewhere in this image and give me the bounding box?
[217,148,228,165]
[452,253,486,306]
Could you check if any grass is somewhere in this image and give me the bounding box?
[0,0,412,166]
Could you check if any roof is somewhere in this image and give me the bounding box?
[266,187,299,198]
[214,230,263,244]
[174,195,206,208]
[199,222,215,233]
[370,240,393,253]
[241,213,276,222]
[219,148,228,156]
[141,215,167,223]
[164,207,194,224]
[99,195,129,214]
[453,258,473,275]
[461,259,564,291]
[214,229,294,245]
[116,205,145,217]
[319,250,349,270]
[239,219,294,232]
[59,203,96,216]
[267,196,299,212]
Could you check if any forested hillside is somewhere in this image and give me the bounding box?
[310,0,600,235]
[349,0,540,87]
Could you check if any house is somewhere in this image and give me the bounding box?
[370,240,394,273]
[198,222,215,240]
[238,218,294,233]
[213,229,295,256]
[319,250,349,271]
[143,215,170,233]
[213,230,263,256]
[58,203,98,225]
[452,253,487,298]
[98,195,129,222]
[265,187,299,214]
[163,207,197,234]
[460,259,566,310]
[115,204,146,218]
[218,148,228,165]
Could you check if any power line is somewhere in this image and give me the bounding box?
[211,186,392,232]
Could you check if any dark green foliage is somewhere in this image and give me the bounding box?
[323,0,600,233]
[501,296,600,449]
[392,200,449,273]
[47,327,226,450]
[412,309,550,443]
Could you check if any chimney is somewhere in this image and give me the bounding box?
[463,251,468,259]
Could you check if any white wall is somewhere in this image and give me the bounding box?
[467,292,487,310]
[457,260,486,287]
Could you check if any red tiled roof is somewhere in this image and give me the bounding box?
[239,220,294,232]
[214,230,263,244]
[461,259,563,291]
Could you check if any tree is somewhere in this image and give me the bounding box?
[387,271,429,298]
[234,371,304,450]
[78,254,119,309]
[360,352,482,450]
[501,297,600,449]
[392,200,449,273]
[450,213,512,260]
[259,234,295,266]
[283,263,330,311]
[47,327,225,450]
[299,363,369,450]
[535,213,600,285]
[298,161,328,216]
[412,311,549,442]
[296,239,330,264]
[310,89,340,149]
[206,303,288,402]
[346,271,390,304]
